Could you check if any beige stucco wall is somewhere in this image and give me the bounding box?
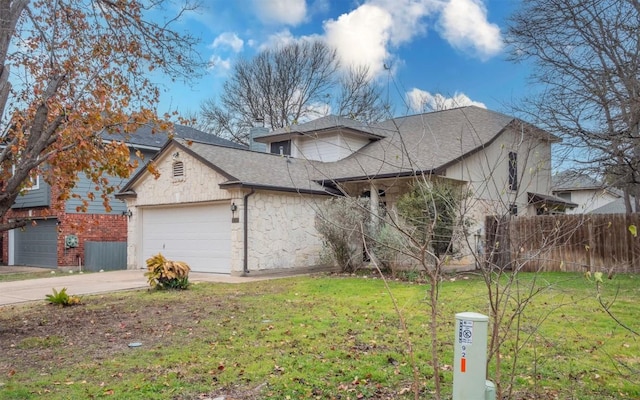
[445,127,553,217]
[562,190,619,214]
[445,127,554,262]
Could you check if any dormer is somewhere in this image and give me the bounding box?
[253,115,384,162]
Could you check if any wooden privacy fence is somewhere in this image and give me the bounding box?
[485,214,640,273]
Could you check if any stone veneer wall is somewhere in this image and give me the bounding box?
[123,146,233,269]
[234,191,326,273]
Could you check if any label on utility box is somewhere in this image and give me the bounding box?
[458,320,474,345]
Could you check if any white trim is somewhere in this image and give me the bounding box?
[29,175,40,190]
[11,165,40,191]
[8,229,14,265]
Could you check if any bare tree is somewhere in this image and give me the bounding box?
[507,0,640,212]
[335,65,390,123]
[0,0,201,231]
[199,41,390,145]
[310,108,579,398]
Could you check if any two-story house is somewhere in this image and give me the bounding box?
[3,124,242,269]
[117,106,574,276]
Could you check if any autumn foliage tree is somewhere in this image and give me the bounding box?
[0,0,201,231]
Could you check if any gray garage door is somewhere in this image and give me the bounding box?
[14,219,58,268]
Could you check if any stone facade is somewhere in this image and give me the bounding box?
[123,147,232,270]
[123,143,329,275]
[130,149,232,207]
[238,191,326,273]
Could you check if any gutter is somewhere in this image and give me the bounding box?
[243,188,255,275]
[220,181,331,196]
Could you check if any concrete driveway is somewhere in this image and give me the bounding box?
[0,269,272,306]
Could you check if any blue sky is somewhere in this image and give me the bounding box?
[157,0,529,118]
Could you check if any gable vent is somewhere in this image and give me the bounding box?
[172,161,185,178]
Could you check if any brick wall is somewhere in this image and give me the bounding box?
[57,213,127,267]
[2,183,127,267]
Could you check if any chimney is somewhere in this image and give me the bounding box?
[249,117,268,152]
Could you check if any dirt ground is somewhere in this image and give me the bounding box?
[0,290,409,400]
[0,291,264,399]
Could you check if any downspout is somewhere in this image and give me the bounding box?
[243,188,255,275]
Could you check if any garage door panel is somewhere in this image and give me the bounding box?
[142,204,231,274]
[14,219,58,268]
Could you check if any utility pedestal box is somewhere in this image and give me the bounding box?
[453,312,495,400]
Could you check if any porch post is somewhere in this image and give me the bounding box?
[369,182,379,220]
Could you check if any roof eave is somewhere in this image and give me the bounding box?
[528,192,578,208]
[254,126,383,143]
[325,169,438,183]
[219,181,332,196]
[115,190,137,199]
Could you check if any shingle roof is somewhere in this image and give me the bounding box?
[174,139,328,194]
[590,198,637,214]
[121,107,555,196]
[552,170,604,191]
[102,124,245,150]
[253,115,381,142]
[318,106,529,181]
[552,170,623,198]
[528,192,578,208]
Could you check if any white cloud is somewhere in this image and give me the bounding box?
[324,4,393,78]
[437,0,503,59]
[258,29,297,50]
[369,0,439,45]
[252,0,307,26]
[208,55,232,74]
[211,32,244,53]
[406,88,486,112]
[309,0,331,15]
[258,29,323,51]
[248,0,502,81]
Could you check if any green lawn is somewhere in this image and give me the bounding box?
[0,269,91,282]
[0,270,59,282]
[0,272,637,399]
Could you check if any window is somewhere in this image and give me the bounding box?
[12,165,39,191]
[508,151,518,191]
[270,140,291,156]
[172,161,185,178]
[556,191,572,202]
[509,203,518,215]
[26,174,39,190]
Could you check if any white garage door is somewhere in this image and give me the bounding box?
[141,203,231,274]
